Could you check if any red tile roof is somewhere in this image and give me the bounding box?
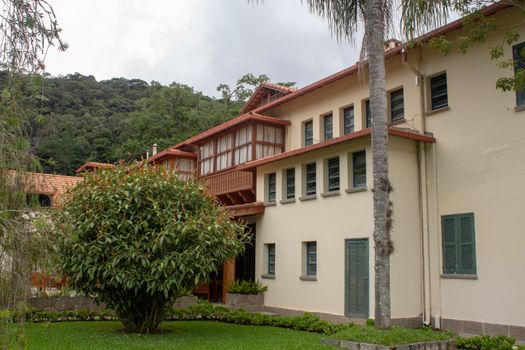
[251,2,512,114]
[147,149,197,163]
[174,112,291,148]
[240,82,297,114]
[237,127,435,170]
[8,171,83,206]
[76,162,116,173]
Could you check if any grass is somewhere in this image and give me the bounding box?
[330,325,454,346]
[8,320,332,349]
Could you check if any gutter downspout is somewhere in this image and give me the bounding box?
[402,46,432,326]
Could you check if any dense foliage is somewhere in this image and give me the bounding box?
[1,72,293,175]
[226,280,268,294]
[456,335,524,350]
[57,165,249,333]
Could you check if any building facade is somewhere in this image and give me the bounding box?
[150,3,525,340]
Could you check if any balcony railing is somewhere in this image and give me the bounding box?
[202,170,254,197]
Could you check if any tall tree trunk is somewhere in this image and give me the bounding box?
[365,0,392,330]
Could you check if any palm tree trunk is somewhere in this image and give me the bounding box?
[365,0,392,330]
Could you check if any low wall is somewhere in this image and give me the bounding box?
[27,295,199,313]
[27,296,105,313]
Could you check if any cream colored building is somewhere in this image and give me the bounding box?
[154,2,525,340]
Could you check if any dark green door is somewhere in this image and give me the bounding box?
[345,239,369,318]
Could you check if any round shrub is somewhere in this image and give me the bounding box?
[57,165,249,333]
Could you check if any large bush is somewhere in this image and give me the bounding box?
[57,165,249,333]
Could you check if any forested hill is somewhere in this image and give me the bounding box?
[24,73,272,175]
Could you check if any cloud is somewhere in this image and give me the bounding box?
[45,0,361,97]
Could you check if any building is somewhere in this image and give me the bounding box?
[146,3,524,339]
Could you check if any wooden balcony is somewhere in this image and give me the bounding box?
[201,170,256,205]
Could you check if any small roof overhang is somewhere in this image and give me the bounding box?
[237,127,435,170]
[174,112,291,148]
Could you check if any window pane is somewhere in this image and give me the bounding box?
[431,73,448,110]
[390,88,404,121]
[323,114,333,140]
[306,242,317,276]
[286,168,295,199]
[365,100,371,128]
[267,173,276,202]
[267,244,275,275]
[513,42,525,106]
[306,163,316,195]
[304,120,313,146]
[441,214,476,275]
[344,106,354,135]
[353,151,366,188]
[327,157,340,192]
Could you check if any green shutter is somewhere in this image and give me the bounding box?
[459,215,476,274]
[441,213,476,275]
[345,239,369,318]
[513,42,525,106]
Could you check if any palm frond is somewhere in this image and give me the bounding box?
[400,0,454,39]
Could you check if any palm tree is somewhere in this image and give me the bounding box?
[302,0,453,329]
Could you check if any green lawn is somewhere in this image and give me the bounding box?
[330,325,453,346]
[11,321,332,349]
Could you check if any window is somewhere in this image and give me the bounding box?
[352,151,366,188]
[267,244,276,275]
[327,157,340,192]
[234,126,253,165]
[390,88,404,121]
[267,173,276,202]
[305,163,316,196]
[27,193,51,207]
[216,134,233,171]
[513,42,525,106]
[285,168,295,199]
[305,242,317,276]
[365,100,371,128]
[441,213,476,275]
[256,125,284,158]
[304,120,313,146]
[323,113,333,140]
[343,106,354,134]
[199,140,215,175]
[430,73,448,110]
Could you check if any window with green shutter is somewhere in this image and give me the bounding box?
[267,244,275,275]
[441,213,476,275]
[323,113,333,140]
[267,173,276,202]
[343,106,354,134]
[306,242,317,276]
[352,151,366,188]
[513,42,525,106]
[285,168,295,199]
[430,73,448,110]
[327,157,340,192]
[305,163,316,195]
[390,88,404,121]
[304,120,313,146]
[365,100,371,128]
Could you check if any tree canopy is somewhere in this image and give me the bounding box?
[58,164,250,333]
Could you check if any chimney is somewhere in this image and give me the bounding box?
[146,150,149,159]
[152,143,158,156]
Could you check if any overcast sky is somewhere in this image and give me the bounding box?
[44,1,459,98]
[44,0,366,97]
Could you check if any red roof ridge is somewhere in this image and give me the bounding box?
[76,162,116,173]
